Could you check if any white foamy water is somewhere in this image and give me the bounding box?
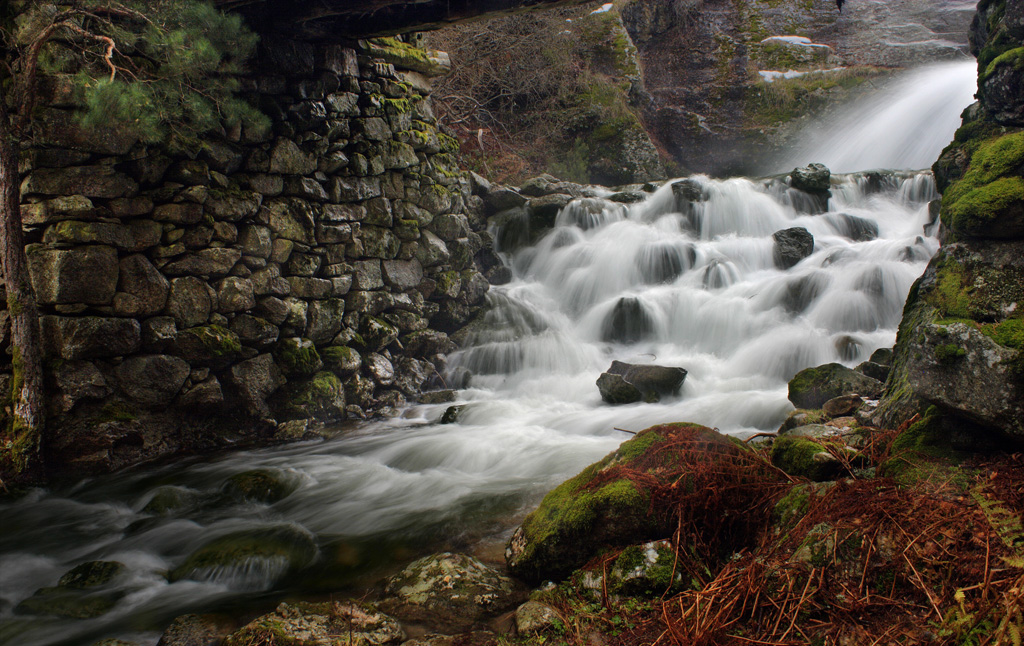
[773,61,977,173]
[0,169,940,646]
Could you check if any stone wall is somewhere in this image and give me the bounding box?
[11,37,501,477]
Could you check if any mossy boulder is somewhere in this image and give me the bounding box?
[770,436,845,482]
[274,337,323,376]
[379,553,520,631]
[940,131,1024,237]
[141,485,201,515]
[15,561,126,618]
[581,540,688,598]
[273,371,346,422]
[505,423,778,582]
[876,241,1024,438]
[221,469,297,503]
[224,600,404,646]
[771,483,833,531]
[169,524,318,585]
[879,407,973,487]
[788,363,883,410]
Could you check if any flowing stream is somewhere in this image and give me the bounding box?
[0,62,974,646]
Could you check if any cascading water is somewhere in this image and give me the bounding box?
[771,60,978,174]
[0,61,976,646]
[0,169,940,646]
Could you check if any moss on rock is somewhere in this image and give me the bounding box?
[940,131,1024,237]
[222,469,297,503]
[788,363,883,410]
[505,423,778,582]
[274,337,323,376]
[224,600,404,646]
[274,371,346,422]
[771,436,844,482]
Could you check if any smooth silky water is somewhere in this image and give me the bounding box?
[0,65,975,646]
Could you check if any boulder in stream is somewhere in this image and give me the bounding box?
[597,360,686,404]
[15,560,126,618]
[170,524,317,586]
[790,163,831,193]
[379,552,520,631]
[505,423,782,582]
[772,227,814,269]
[224,600,404,646]
[788,362,884,410]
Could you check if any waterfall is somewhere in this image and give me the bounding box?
[0,77,955,646]
[771,61,977,173]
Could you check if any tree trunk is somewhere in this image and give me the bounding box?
[0,108,45,486]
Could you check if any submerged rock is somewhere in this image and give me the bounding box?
[597,360,687,405]
[600,297,655,344]
[380,552,519,630]
[221,468,297,503]
[224,601,403,646]
[170,524,318,585]
[15,561,126,619]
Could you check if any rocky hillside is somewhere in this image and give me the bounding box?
[873,0,1024,445]
[622,0,976,176]
[429,0,975,180]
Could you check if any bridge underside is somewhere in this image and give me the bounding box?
[214,0,592,39]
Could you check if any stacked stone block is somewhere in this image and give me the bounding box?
[12,37,495,475]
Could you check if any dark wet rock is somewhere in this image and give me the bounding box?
[790,163,831,193]
[116,354,190,407]
[273,371,347,422]
[440,405,464,424]
[596,373,643,405]
[773,227,814,270]
[380,552,519,631]
[869,347,893,366]
[822,394,864,418]
[224,601,403,646]
[671,178,705,203]
[597,360,687,405]
[788,363,883,410]
[418,390,456,404]
[855,360,890,383]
